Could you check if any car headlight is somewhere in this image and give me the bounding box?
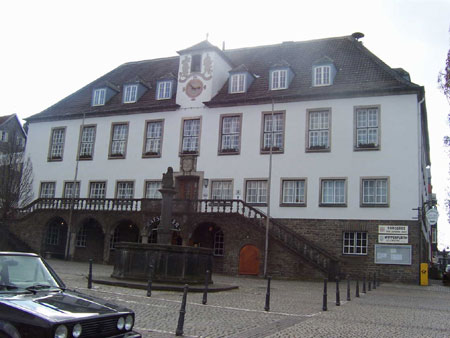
[72,323,82,338]
[125,315,134,331]
[117,317,125,330]
[54,325,68,338]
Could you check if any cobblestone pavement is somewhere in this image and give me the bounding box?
[47,259,450,338]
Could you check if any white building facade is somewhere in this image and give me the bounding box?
[17,34,433,282]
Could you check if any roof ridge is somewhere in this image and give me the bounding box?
[223,35,351,54]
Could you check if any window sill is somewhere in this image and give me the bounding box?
[319,203,347,207]
[261,148,284,154]
[78,156,93,161]
[108,155,126,159]
[246,203,267,207]
[280,203,306,207]
[142,152,161,158]
[354,146,380,151]
[342,253,368,256]
[218,150,240,156]
[179,151,199,156]
[47,157,63,162]
[306,147,330,153]
[360,204,389,208]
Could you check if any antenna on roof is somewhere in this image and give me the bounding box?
[222,41,226,51]
[206,33,209,41]
[351,32,365,41]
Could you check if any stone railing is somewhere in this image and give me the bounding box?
[14,197,339,279]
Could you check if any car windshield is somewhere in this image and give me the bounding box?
[0,255,60,293]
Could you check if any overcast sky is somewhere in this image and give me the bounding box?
[1,0,449,249]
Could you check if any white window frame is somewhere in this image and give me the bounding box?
[213,230,224,256]
[116,181,134,199]
[109,123,128,158]
[314,65,331,86]
[219,115,241,154]
[123,84,138,103]
[245,180,268,205]
[271,69,288,90]
[40,182,56,198]
[78,125,96,160]
[281,179,306,206]
[157,81,172,100]
[181,118,201,154]
[48,127,66,160]
[143,120,163,157]
[320,178,346,206]
[0,131,8,142]
[361,177,389,206]
[46,223,60,246]
[307,110,330,151]
[262,112,284,153]
[76,225,87,247]
[355,107,380,149]
[230,73,246,93]
[63,181,80,199]
[89,181,106,199]
[145,181,162,199]
[211,180,233,200]
[343,232,368,255]
[93,88,106,106]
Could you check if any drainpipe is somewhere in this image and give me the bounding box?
[417,96,425,265]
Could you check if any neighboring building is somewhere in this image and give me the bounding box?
[0,114,26,155]
[0,114,27,217]
[12,33,433,282]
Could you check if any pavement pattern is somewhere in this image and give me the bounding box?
[47,259,450,338]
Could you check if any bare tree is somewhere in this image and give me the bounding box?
[0,130,34,219]
[438,49,450,104]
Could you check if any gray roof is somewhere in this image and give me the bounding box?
[26,34,422,122]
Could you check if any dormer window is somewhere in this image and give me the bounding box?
[157,81,173,100]
[93,88,106,106]
[314,65,331,86]
[191,54,202,72]
[271,69,288,90]
[123,84,138,103]
[230,74,246,93]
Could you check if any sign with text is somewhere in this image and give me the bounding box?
[378,234,408,244]
[378,225,408,235]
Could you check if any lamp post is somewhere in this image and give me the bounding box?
[263,99,275,278]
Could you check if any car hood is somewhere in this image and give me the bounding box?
[0,289,129,322]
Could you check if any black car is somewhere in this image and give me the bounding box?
[443,264,450,283]
[0,252,141,338]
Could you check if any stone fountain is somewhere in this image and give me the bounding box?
[111,167,213,284]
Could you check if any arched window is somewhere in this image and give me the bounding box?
[213,231,224,256]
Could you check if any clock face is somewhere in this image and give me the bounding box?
[186,78,203,98]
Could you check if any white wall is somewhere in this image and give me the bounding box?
[26,93,420,221]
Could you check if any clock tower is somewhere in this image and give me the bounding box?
[176,40,233,108]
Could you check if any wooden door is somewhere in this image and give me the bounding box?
[239,245,260,275]
[177,176,199,200]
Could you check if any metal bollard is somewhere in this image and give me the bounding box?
[373,272,376,290]
[356,280,360,298]
[346,277,351,301]
[175,284,189,336]
[362,276,366,293]
[322,278,328,311]
[202,270,210,305]
[87,259,93,289]
[368,279,372,291]
[335,277,340,306]
[147,264,154,297]
[264,276,271,311]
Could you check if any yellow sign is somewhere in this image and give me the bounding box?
[420,263,428,286]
